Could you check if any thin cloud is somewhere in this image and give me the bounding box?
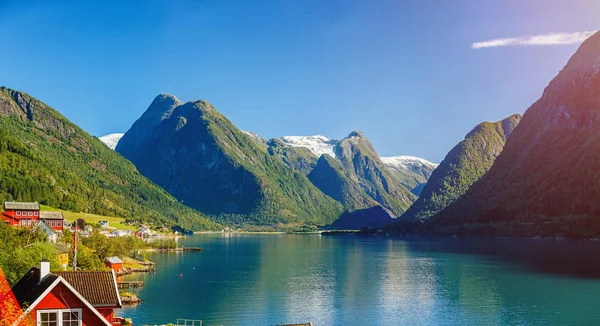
[472,31,598,49]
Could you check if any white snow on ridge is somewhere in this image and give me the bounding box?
[99,133,124,150]
[380,156,438,169]
[280,135,339,158]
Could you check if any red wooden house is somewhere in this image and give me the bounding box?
[1,202,66,231]
[10,260,124,326]
[39,211,65,231]
[1,201,40,227]
[105,257,124,273]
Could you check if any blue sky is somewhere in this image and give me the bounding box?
[0,0,598,162]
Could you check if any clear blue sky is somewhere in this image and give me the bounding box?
[0,0,598,162]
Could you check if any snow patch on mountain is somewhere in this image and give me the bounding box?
[380,156,438,169]
[99,133,124,150]
[280,135,339,158]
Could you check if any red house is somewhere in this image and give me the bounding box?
[10,260,123,326]
[105,257,124,273]
[40,211,65,231]
[1,201,40,227]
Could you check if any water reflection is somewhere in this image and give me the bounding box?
[118,234,600,325]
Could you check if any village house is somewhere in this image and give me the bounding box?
[10,260,124,326]
[1,202,40,227]
[1,202,65,231]
[105,257,124,273]
[39,211,65,231]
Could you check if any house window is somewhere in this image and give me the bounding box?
[61,310,80,326]
[39,311,57,326]
[28,211,33,216]
[34,211,39,216]
[51,220,56,227]
[16,211,20,216]
[58,221,62,226]
[37,309,81,326]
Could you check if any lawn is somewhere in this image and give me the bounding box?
[40,205,135,230]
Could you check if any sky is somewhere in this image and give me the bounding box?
[0,0,598,162]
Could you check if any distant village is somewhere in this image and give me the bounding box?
[0,201,180,326]
[1,201,164,243]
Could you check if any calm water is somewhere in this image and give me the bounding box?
[118,234,600,325]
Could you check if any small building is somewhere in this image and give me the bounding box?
[10,260,123,326]
[1,201,40,227]
[105,257,124,273]
[37,221,58,243]
[39,211,65,231]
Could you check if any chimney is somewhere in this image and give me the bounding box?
[40,259,50,281]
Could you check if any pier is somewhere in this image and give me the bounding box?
[117,280,144,289]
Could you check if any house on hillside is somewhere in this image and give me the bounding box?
[38,222,58,243]
[40,211,65,231]
[105,257,124,273]
[1,201,40,226]
[10,260,124,326]
[1,202,65,231]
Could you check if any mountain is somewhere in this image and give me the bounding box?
[329,206,393,230]
[266,138,317,175]
[333,131,417,216]
[307,154,380,212]
[428,31,600,238]
[380,156,438,195]
[99,133,124,150]
[279,135,338,158]
[116,95,343,226]
[397,114,521,222]
[0,87,220,230]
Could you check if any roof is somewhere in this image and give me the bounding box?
[39,211,64,219]
[54,271,121,307]
[38,221,57,235]
[11,267,59,308]
[4,202,40,210]
[105,256,123,264]
[11,268,113,326]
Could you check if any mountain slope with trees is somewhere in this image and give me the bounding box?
[0,87,219,231]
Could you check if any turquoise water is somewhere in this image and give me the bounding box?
[118,234,600,325]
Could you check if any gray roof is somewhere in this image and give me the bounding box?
[105,256,123,264]
[4,202,40,210]
[39,211,64,219]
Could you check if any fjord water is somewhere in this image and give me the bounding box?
[119,234,600,325]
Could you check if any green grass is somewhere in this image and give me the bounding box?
[40,204,135,230]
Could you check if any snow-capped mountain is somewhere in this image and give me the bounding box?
[279,135,339,158]
[99,133,124,150]
[380,156,438,170]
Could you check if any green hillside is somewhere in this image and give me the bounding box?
[117,95,343,226]
[0,87,220,231]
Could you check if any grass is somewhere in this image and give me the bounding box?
[40,205,135,230]
[122,256,145,269]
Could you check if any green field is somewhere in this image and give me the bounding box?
[40,205,135,230]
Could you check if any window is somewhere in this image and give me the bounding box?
[62,311,80,326]
[51,220,56,227]
[58,221,62,226]
[39,311,57,326]
[37,309,81,326]
[16,211,20,216]
[34,211,39,216]
[28,211,33,216]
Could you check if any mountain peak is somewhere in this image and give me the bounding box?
[347,130,365,139]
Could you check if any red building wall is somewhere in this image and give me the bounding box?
[31,283,112,326]
[2,209,40,227]
[106,262,124,272]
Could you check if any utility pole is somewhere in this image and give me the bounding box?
[73,225,77,271]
